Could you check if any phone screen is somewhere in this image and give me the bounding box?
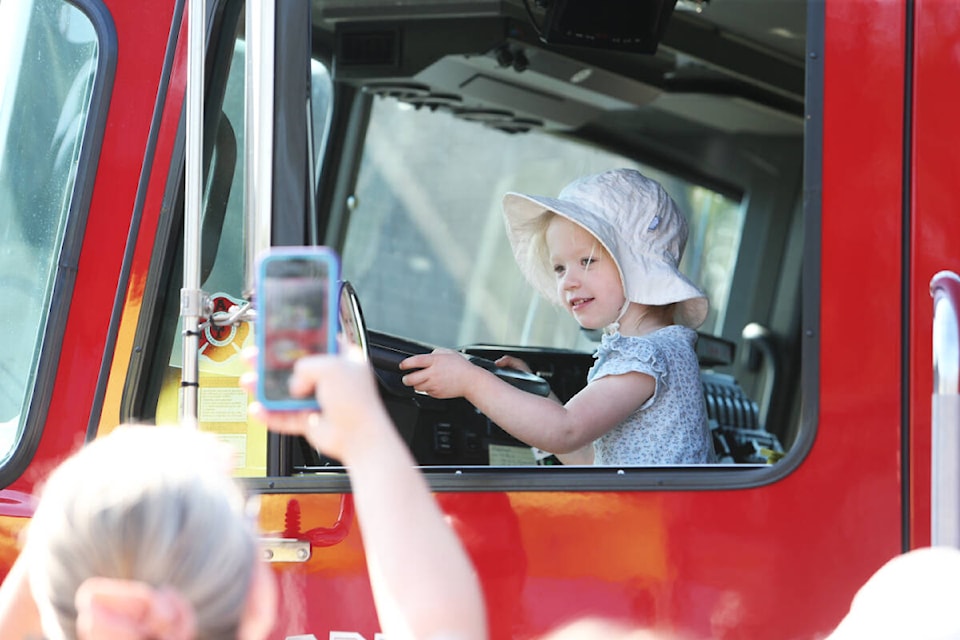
[259,254,334,406]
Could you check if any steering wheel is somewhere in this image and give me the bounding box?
[339,282,550,398]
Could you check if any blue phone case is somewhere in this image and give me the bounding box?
[255,246,340,411]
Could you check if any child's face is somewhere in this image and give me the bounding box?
[546,216,626,330]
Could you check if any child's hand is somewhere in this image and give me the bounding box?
[241,345,391,463]
[494,355,533,374]
[399,349,479,399]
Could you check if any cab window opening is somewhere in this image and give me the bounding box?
[334,94,795,471]
[127,0,806,482]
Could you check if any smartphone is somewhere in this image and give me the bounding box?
[255,247,339,410]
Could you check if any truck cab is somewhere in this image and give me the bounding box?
[2,0,959,638]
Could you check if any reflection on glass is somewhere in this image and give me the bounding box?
[342,97,744,351]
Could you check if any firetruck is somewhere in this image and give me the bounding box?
[1,0,957,637]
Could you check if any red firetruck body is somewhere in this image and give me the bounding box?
[1,0,958,638]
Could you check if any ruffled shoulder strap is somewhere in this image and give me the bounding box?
[590,331,669,386]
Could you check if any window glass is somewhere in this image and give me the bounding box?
[0,0,98,460]
[342,97,744,351]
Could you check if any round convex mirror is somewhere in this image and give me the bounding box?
[338,281,369,360]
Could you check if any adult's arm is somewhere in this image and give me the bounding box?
[247,348,488,640]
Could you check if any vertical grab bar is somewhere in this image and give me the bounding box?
[244,0,275,297]
[180,0,207,424]
[930,271,960,547]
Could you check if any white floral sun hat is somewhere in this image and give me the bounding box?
[501,168,709,329]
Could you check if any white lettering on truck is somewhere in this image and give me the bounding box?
[285,633,386,640]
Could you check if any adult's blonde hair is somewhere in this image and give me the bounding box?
[24,425,257,640]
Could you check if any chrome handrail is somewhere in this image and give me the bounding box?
[180,0,208,424]
[930,270,960,547]
[244,0,275,298]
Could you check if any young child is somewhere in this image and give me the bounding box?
[0,345,488,640]
[400,168,716,465]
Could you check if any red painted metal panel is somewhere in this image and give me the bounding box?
[909,0,960,549]
[96,5,189,436]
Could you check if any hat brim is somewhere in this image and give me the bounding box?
[502,191,709,329]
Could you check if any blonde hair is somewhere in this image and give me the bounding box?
[526,210,556,288]
[24,425,257,640]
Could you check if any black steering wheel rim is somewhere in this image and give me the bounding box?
[341,284,550,397]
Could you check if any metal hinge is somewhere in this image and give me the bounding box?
[260,538,311,563]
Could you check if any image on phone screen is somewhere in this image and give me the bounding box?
[261,258,331,403]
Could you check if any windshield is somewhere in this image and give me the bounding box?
[342,96,744,351]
